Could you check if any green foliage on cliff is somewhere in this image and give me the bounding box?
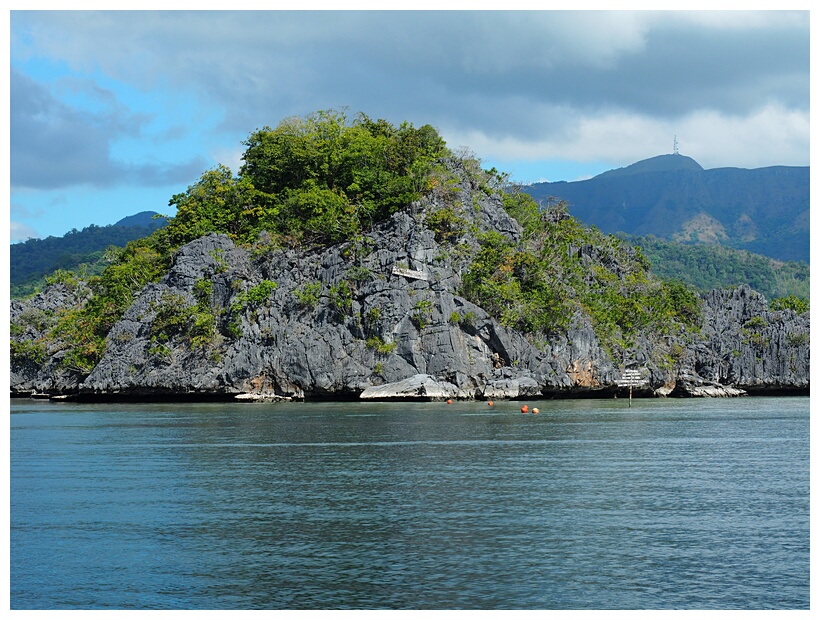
[13,111,447,376]
[462,192,702,357]
[149,287,219,357]
[230,280,278,314]
[10,218,166,299]
[770,295,810,315]
[165,110,447,247]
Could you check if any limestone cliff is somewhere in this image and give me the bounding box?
[9,161,809,401]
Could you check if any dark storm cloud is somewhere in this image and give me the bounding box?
[10,10,809,180]
[10,69,207,190]
[164,11,807,141]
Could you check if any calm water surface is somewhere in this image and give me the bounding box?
[10,397,809,609]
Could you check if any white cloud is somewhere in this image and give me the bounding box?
[10,10,809,191]
[209,146,246,177]
[662,9,807,31]
[442,103,809,173]
[11,221,40,242]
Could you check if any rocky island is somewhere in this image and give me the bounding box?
[10,111,810,401]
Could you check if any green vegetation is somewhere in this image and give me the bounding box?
[365,335,397,355]
[230,280,278,314]
[10,338,48,367]
[627,235,810,303]
[149,277,221,357]
[346,266,373,283]
[329,281,353,317]
[165,109,447,248]
[462,195,702,358]
[426,206,469,243]
[32,239,172,374]
[411,299,434,330]
[770,295,809,315]
[10,218,165,299]
[11,307,53,333]
[11,110,446,376]
[741,316,769,349]
[293,282,322,309]
[366,306,381,323]
[786,332,809,347]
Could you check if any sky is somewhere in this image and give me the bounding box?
[6,8,812,242]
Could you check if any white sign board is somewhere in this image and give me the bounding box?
[616,369,647,388]
[392,265,429,281]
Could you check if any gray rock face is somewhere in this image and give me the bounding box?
[10,281,91,395]
[10,164,810,401]
[682,286,810,394]
[76,184,615,400]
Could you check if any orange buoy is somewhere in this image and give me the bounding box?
[532,407,540,414]
[521,405,529,413]
[487,401,494,406]
[446,399,453,405]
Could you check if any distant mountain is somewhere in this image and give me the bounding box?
[524,154,809,263]
[596,154,704,178]
[113,211,165,228]
[10,212,166,298]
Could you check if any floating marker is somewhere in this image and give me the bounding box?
[521,405,529,413]
[446,399,453,405]
[532,408,540,414]
[487,401,494,407]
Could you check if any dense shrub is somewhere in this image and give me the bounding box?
[462,193,703,357]
[164,109,449,247]
[770,295,810,314]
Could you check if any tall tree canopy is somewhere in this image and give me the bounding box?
[166,110,447,247]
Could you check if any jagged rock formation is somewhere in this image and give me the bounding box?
[681,286,810,395]
[10,163,810,401]
[10,281,92,395]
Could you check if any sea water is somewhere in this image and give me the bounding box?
[9,397,809,609]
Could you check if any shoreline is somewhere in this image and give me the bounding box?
[9,386,810,404]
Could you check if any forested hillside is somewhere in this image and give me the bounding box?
[627,235,810,301]
[10,213,165,298]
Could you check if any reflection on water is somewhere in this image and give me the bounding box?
[10,397,809,609]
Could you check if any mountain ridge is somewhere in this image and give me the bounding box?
[525,155,809,263]
[594,154,704,179]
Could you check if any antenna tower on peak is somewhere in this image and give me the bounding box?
[673,135,679,155]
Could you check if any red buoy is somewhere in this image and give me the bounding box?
[521,405,529,413]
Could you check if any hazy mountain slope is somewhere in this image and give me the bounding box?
[525,155,809,263]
